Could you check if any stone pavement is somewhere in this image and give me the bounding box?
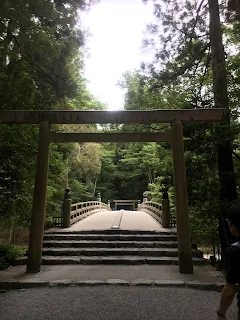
[0,286,238,320]
[0,264,225,291]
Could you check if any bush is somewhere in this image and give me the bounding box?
[0,244,27,269]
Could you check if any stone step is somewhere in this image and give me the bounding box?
[43,240,181,249]
[41,248,203,258]
[14,256,207,266]
[43,234,178,242]
[41,256,207,265]
[45,229,177,235]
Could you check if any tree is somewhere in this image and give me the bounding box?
[140,0,240,256]
[208,0,237,254]
[97,146,117,202]
[0,0,98,107]
[227,0,240,21]
[0,0,106,240]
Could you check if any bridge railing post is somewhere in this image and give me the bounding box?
[63,188,71,228]
[97,192,101,210]
[143,191,148,203]
[162,199,170,228]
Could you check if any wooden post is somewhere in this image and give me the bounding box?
[97,192,101,210]
[97,192,101,202]
[162,199,170,228]
[26,121,50,273]
[143,192,148,203]
[63,188,71,228]
[171,120,193,274]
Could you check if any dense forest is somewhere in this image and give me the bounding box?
[1,0,240,263]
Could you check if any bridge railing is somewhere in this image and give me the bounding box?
[170,210,177,228]
[51,216,63,228]
[70,201,111,225]
[52,189,111,228]
[138,199,173,228]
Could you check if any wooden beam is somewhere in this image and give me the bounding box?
[0,109,228,124]
[50,132,171,143]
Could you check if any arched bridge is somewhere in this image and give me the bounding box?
[20,189,206,275]
[24,192,205,273]
[51,191,175,231]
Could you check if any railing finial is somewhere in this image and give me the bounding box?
[97,192,101,203]
[64,187,71,199]
[143,191,148,203]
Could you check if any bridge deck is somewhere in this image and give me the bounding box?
[68,210,169,231]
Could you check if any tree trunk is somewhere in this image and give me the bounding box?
[208,0,237,258]
[9,220,14,244]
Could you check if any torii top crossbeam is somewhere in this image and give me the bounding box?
[0,108,227,124]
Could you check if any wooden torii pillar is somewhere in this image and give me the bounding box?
[171,120,193,274]
[26,122,50,273]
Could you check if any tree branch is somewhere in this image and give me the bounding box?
[178,43,210,76]
[195,46,211,106]
[189,0,207,45]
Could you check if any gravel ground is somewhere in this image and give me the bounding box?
[0,286,238,320]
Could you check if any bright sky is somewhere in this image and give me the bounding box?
[81,0,154,110]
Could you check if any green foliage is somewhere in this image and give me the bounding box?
[0,0,106,231]
[0,0,97,107]
[121,0,240,249]
[0,244,27,268]
[97,147,117,202]
[117,53,240,247]
[0,125,38,225]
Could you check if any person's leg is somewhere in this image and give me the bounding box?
[237,292,240,318]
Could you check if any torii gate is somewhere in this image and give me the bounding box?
[112,200,139,211]
[0,108,228,274]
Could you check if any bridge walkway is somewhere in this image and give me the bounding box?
[65,210,172,232]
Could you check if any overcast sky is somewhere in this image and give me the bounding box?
[81,0,154,110]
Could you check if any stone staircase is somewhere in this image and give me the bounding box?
[39,230,207,265]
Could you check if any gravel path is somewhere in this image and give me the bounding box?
[0,287,238,320]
